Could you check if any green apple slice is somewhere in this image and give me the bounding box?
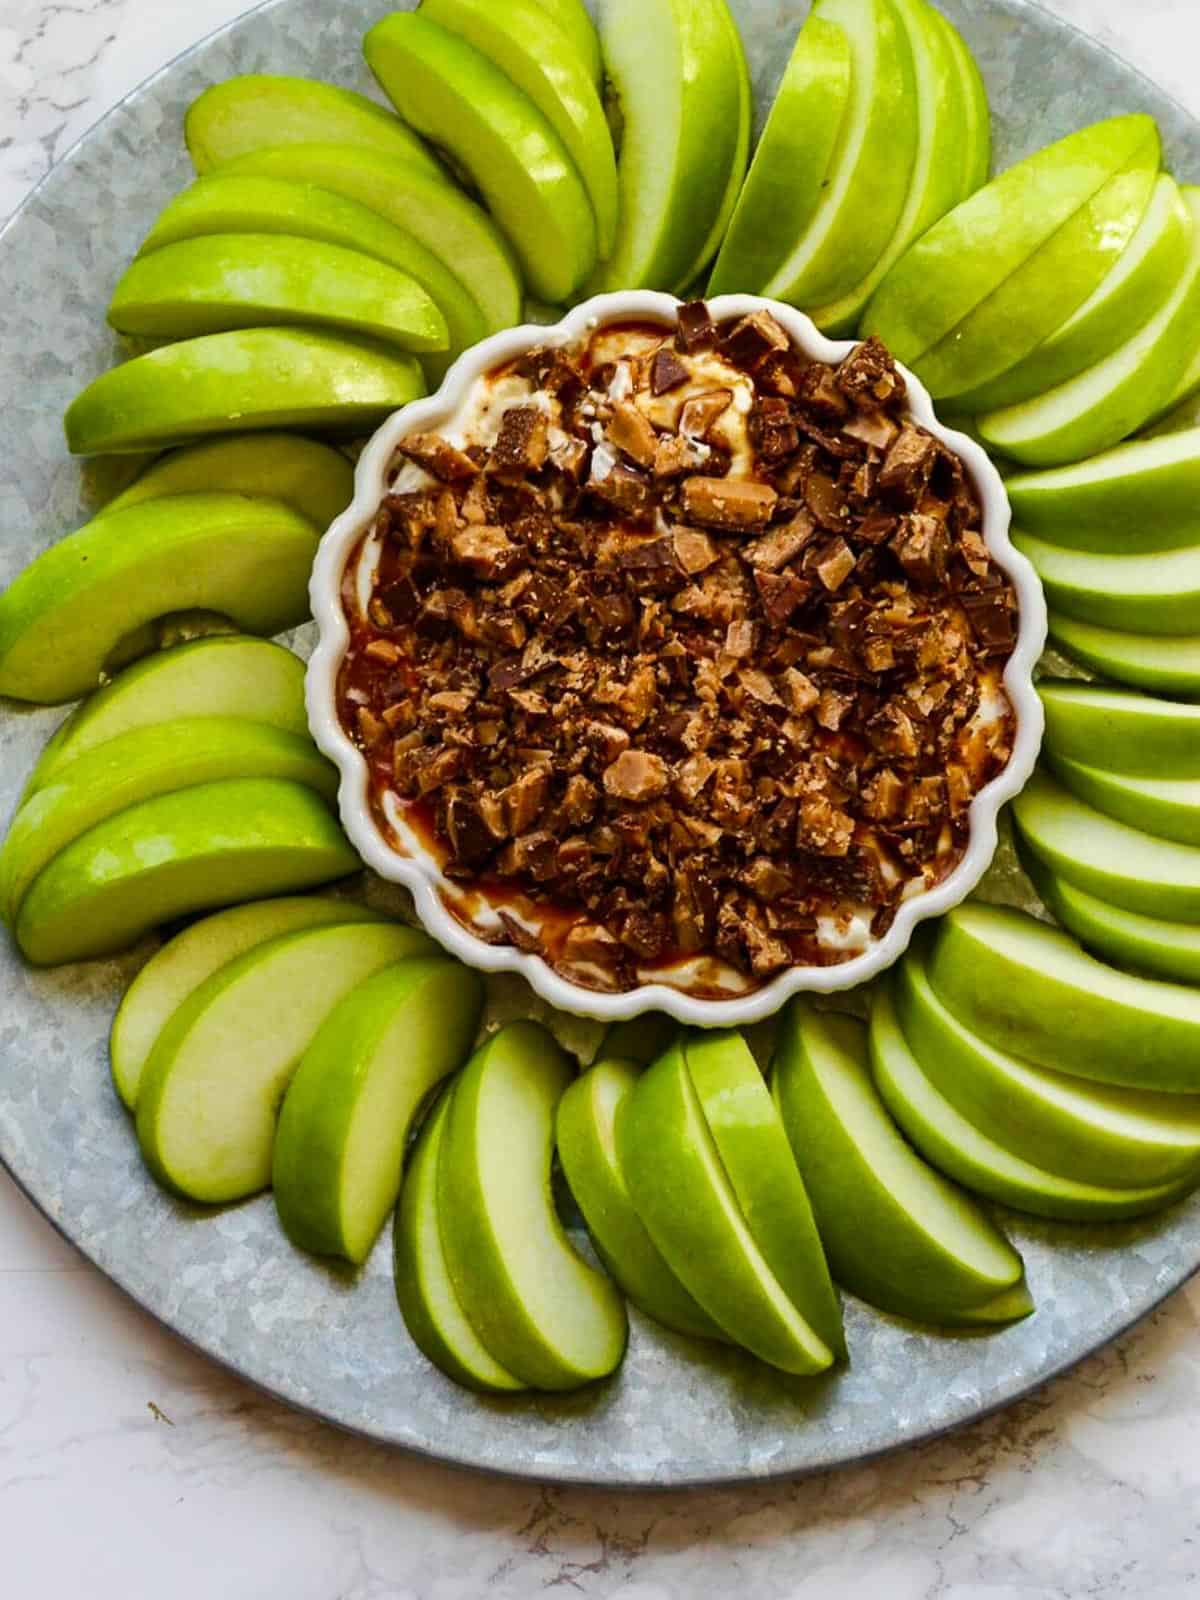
[1013,529,1200,635]
[596,0,744,293]
[0,494,320,704]
[863,114,1159,370]
[529,0,602,81]
[365,13,593,303]
[108,233,447,353]
[979,188,1200,466]
[1013,768,1200,923]
[419,0,618,260]
[961,175,1193,414]
[106,432,353,529]
[596,1013,680,1066]
[1023,851,1200,986]
[1046,751,1200,846]
[928,902,1200,1091]
[439,1022,628,1390]
[1147,326,1200,427]
[15,778,358,968]
[274,959,483,1263]
[936,7,989,197]
[1039,681,1200,775]
[773,1004,1027,1326]
[136,920,431,1203]
[185,74,442,178]
[765,0,920,311]
[673,0,751,292]
[65,328,425,456]
[222,144,518,336]
[556,1059,726,1341]
[394,1088,526,1393]
[619,1041,834,1373]
[707,16,852,297]
[1048,613,1200,697]
[871,987,1191,1222]
[26,636,308,797]
[111,897,383,1112]
[809,0,973,336]
[0,717,336,926]
[896,948,1200,1188]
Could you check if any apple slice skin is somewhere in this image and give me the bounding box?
[1048,614,1200,697]
[684,1030,845,1358]
[528,0,602,82]
[896,947,1200,1188]
[1039,681,1200,776]
[15,777,359,968]
[597,1013,680,1066]
[439,1022,628,1391]
[110,896,383,1112]
[365,13,594,304]
[871,987,1192,1222]
[394,1088,526,1394]
[935,7,989,198]
[185,74,442,179]
[556,1059,727,1342]
[108,233,449,353]
[1045,751,1200,847]
[672,0,752,293]
[928,903,1200,1092]
[65,327,425,456]
[136,921,432,1204]
[0,717,337,926]
[1014,529,1200,636]
[0,493,320,704]
[620,1042,834,1374]
[273,958,483,1264]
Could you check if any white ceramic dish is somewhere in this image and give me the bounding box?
[308,291,1047,1025]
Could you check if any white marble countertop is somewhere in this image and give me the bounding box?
[3,1,1200,1594]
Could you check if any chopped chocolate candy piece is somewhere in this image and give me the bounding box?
[621,909,671,960]
[498,829,558,881]
[681,476,778,531]
[589,459,651,513]
[750,396,800,462]
[672,526,719,574]
[654,433,711,478]
[679,389,733,440]
[782,667,820,714]
[724,618,756,658]
[607,400,659,468]
[837,337,904,408]
[754,568,810,627]
[721,310,790,369]
[651,348,690,395]
[603,748,669,802]
[805,471,848,530]
[741,856,792,901]
[548,430,589,481]
[961,589,1016,652]
[863,768,908,822]
[563,921,624,967]
[492,406,549,474]
[396,433,478,481]
[444,793,498,866]
[798,795,854,856]
[843,411,900,450]
[892,512,950,587]
[816,686,855,731]
[676,299,716,352]
[498,911,541,953]
[449,523,517,578]
[878,424,938,502]
[799,363,850,420]
[745,513,816,570]
[812,536,856,592]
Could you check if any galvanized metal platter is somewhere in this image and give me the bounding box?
[1,0,1197,1488]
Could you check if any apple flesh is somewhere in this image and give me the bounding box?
[365,13,595,303]
[772,1003,1028,1326]
[529,0,602,81]
[1013,529,1200,635]
[927,903,1200,1091]
[1045,752,1200,846]
[438,1022,628,1390]
[1039,680,1200,775]
[136,921,432,1203]
[556,1059,727,1341]
[274,958,483,1264]
[15,777,359,968]
[936,6,989,197]
[65,327,425,455]
[110,896,383,1111]
[185,74,442,178]
[1048,613,1200,697]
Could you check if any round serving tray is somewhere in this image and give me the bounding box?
[1,0,1197,1489]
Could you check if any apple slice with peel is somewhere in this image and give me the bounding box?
[1013,769,1200,923]
[684,1031,845,1358]
[1013,530,1200,635]
[863,114,1159,371]
[765,0,920,311]
[529,0,601,81]
[1039,681,1200,776]
[107,432,354,530]
[597,1013,680,1066]
[1046,752,1200,846]
[772,1004,1028,1326]
[935,7,989,197]
[556,1059,727,1341]
[185,75,442,179]
[896,948,1200,1188]
[0,494,321,704]
[672,0,751,293]
[274,959,483,1264]
[108,234,448,353]
[65,328,425,456]
[707,17,852,297]
[394,1088,526,1393]
[110,897,383,1111]
[928,903,1200,1092]
[871,987,1190,1222]
[136,921,431,1203]
[1147,325,1200,428]
[0,718,337,926]
[620,1041,834,1373]
[438,1022,628,1390]
[16,778,358,968]
[26,636,308,798]
[961,175,1193,414]
[595,0,744,293]
[420,0,618,259]
[979,188,1200,466]
[365,13,594,304]
[1048,614,1200,697]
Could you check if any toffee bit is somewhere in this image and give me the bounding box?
[681,476,778,531]
[396,433,478,481]
[676,299,716,352]
[603,749,669,802]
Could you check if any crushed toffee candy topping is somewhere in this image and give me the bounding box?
[336,306,1019,997]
